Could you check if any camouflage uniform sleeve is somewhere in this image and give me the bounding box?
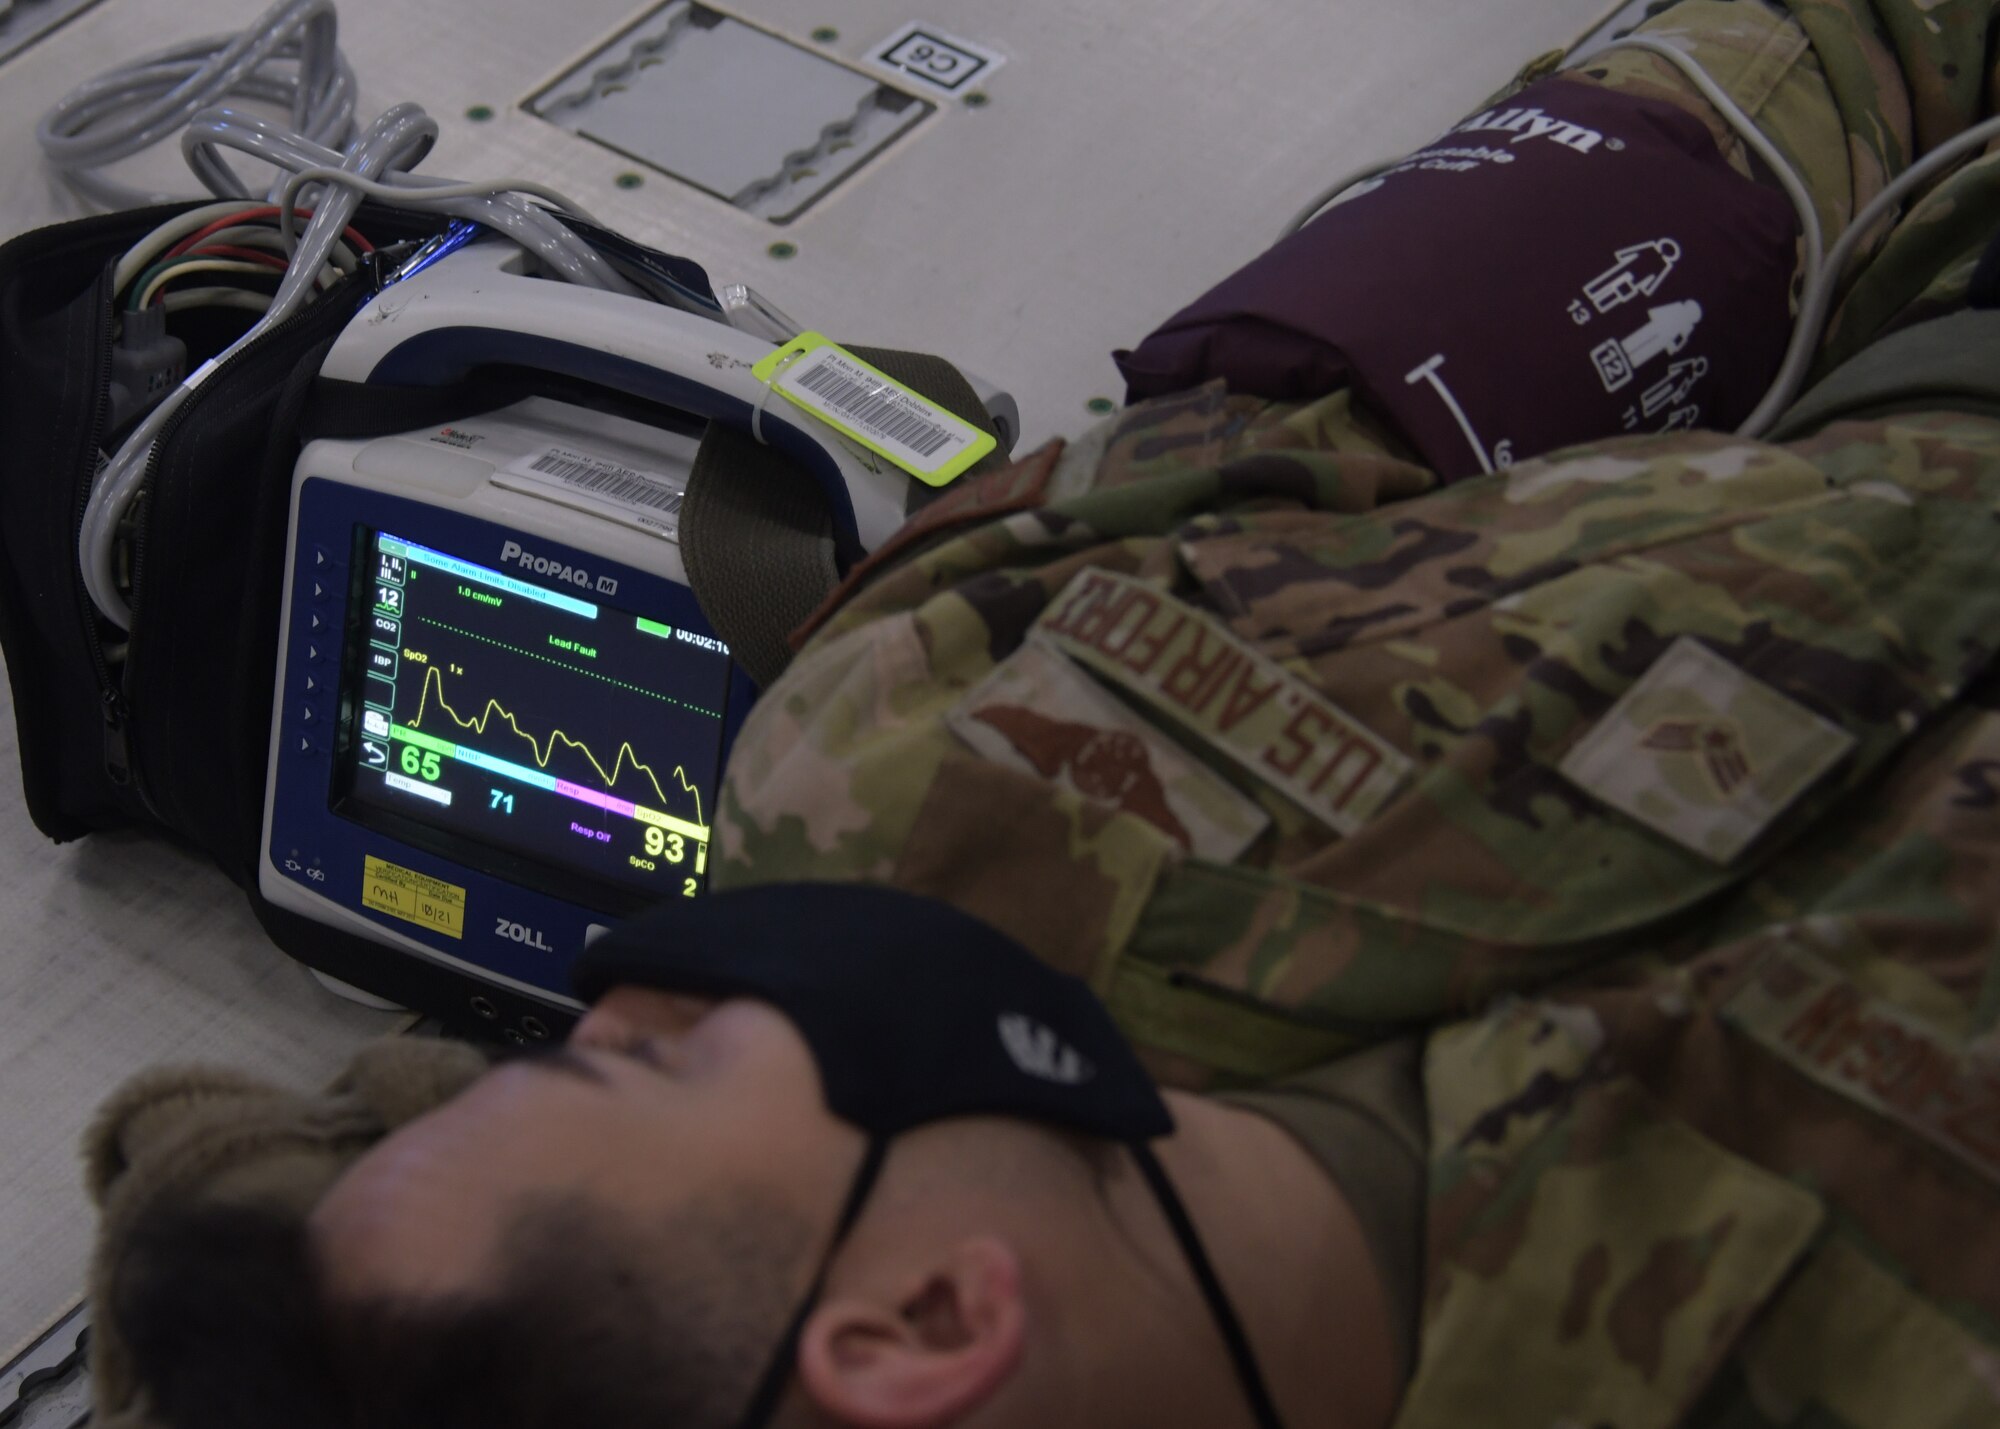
[1789,0,2000,370]
[722,397,2000,1045]
[1576,0,2000,372]
[716,401,2000,1422]
[1398,656,2000,1428]
[716,347,2000,1418]
[710,3,2000,1418]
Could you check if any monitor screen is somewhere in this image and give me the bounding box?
[335,529,732,907]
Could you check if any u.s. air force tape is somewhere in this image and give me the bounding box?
[1034,570,1410,837]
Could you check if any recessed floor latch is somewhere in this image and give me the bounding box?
[527,1,933,224]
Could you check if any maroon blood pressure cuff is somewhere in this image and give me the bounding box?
[1114,78,1799,480]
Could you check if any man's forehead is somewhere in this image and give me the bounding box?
[312,1048,649,1260]
[310,1092,528,1300]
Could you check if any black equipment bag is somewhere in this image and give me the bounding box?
[0,204,1004,1037]
[1,203,441,847]
[0,203,586,1034]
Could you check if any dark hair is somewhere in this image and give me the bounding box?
[111,1190,811,1428]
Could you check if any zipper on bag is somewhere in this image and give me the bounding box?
[70,267,145,799]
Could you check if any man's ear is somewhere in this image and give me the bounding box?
[796,1235,1027,1428]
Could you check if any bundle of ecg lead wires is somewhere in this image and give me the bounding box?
[114,202,374,315]
[36,0,725,633]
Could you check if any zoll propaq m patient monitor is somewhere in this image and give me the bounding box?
[257,242,976,1024]
[261,394,758,1014]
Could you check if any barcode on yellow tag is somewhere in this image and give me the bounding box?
[752,333,995,486]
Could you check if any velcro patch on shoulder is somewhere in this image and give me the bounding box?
[1725,946,2000,1187]
[1034,569,1410,835]
[948,638,1271,862]
[1558,637,1854,864]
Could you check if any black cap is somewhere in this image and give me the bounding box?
[573,882,1173,1143]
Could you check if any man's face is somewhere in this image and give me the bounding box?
[312,989,865,1299]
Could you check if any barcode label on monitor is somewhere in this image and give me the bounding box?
[528,451,686,516]
[759,337,995,485]
[496,446,689,543]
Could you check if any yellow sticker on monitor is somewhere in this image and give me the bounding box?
[362,855,466,940]
[751,332,996,486]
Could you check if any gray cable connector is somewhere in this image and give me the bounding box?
[107,304,187,432]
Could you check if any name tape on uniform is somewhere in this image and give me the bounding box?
[1034,570,1410,836]
[752,333,996,486]
[1725,944,2000,1186]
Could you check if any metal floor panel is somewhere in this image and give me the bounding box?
[0,0,1622,1371]
[2,0,1619,448]
[0,0,108,68]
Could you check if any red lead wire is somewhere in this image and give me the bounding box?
[165,205,377,260]
[182,244,291,271]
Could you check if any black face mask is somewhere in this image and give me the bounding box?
[573,881,1287,1429]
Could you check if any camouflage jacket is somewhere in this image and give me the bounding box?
[716,0,2000,1424]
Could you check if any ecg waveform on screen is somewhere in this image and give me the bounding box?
[407,666,705,822]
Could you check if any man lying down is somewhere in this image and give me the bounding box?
[82,0,2000,1424]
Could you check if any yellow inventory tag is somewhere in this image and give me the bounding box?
[362,855,466,940]
[752,332,996,486]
